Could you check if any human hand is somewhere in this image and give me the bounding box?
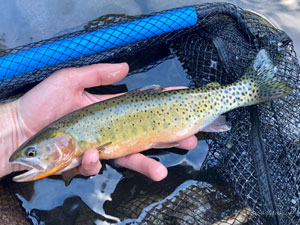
[0,63,197,181]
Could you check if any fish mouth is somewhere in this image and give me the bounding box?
[10,159,48,182]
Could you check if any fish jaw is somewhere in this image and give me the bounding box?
[12,168,41,182]
[10,158,49,182]
[11,160,72,182]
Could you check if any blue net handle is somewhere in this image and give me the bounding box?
[0,7,197,81]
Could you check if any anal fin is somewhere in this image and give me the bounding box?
[199,115,231,132]
[150,142,180,149]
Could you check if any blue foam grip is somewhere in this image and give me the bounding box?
[0,7,197,81]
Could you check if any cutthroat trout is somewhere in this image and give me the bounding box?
[9,49,292,182]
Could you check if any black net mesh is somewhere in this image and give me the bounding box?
[0,181,30,225]
[0,2,299,225]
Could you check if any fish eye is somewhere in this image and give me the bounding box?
[25,147,37,158]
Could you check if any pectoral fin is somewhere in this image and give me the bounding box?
[200,115,231,132]
[96,142,112,152]
[150,142,180,149]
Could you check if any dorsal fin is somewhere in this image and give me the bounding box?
[127,85,164,95]
[202,82,221,90]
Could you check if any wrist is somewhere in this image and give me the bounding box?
[0,100,32,178]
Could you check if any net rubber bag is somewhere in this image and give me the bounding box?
[0,2,299,225]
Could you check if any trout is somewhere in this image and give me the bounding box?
[9,49,292,182]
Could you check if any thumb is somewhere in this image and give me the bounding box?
[78,148,102,176]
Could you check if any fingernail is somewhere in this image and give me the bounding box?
[153,165,167,181]
[91,158,99,164]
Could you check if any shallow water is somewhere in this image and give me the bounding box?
[0,0,299,224]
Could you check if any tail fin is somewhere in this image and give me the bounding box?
[241,49,292,102]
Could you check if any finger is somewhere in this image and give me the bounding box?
[178,135,198,150]
[78,148,102,176]
[52,63,129,90]
[116,153,168,181]
[81,92,125,103]
[86,85,188,102]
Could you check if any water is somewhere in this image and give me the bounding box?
[0,0,299,224]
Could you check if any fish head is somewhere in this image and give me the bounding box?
[9,129,76,182]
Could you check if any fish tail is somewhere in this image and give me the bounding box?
[236,49,292,105]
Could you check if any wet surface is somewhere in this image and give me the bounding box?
[0,0,299,224]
